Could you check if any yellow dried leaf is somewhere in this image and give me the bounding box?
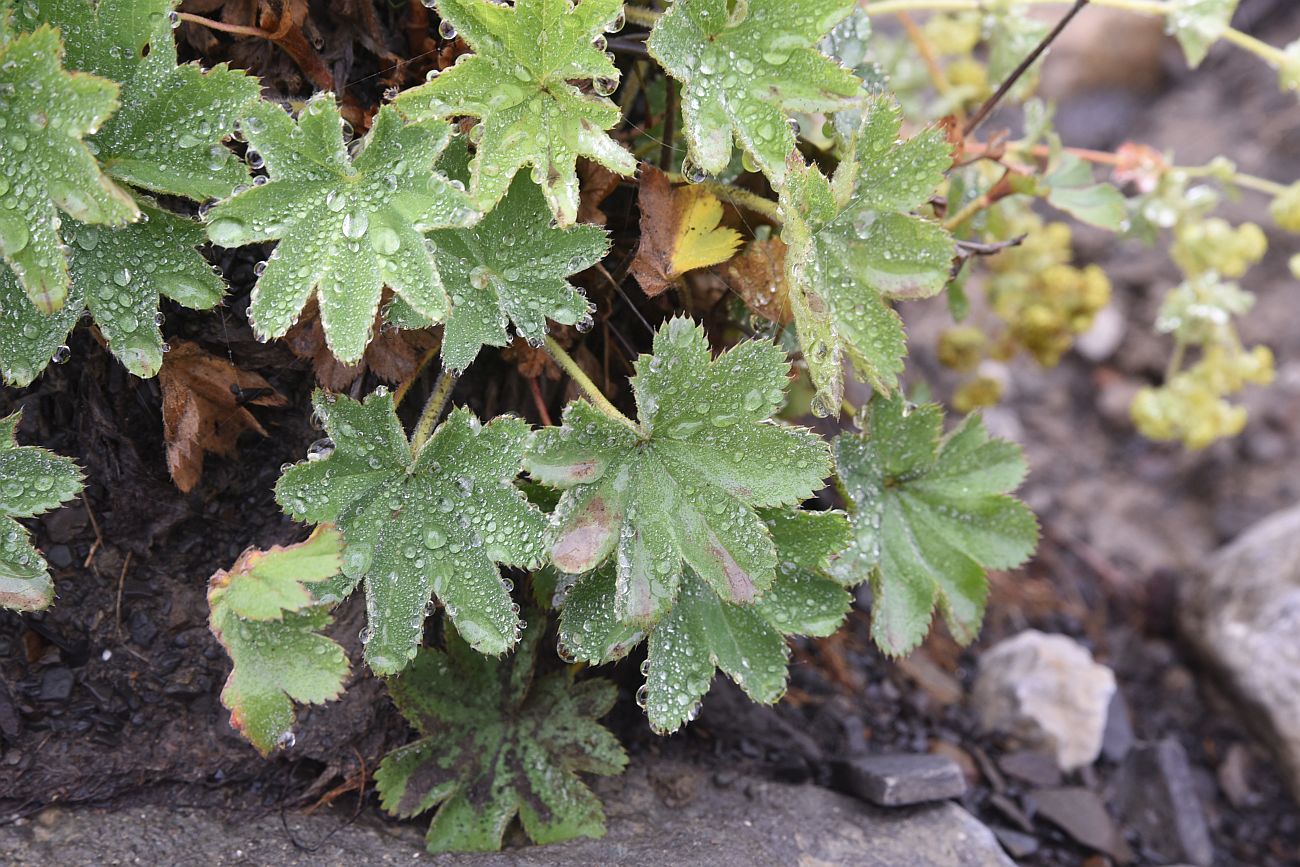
[631,166,743,296]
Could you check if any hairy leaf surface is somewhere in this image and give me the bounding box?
[525,317,831,627]
[390,142,608,370]
[559,508,851,733]
[647,0,860,185]
[0,411,84,611]
[394,0,636,225]
[276,390,545,673]
[205,96,477,363]
[14,0,259,200]
[832,395,1038,656]
[375,617,626,853]
[208,526,349,754]
[0,26,138,312]
[780,97,953,415]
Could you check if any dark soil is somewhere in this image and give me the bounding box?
[3,2,1300,866]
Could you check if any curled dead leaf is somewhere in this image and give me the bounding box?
[159,340,286,493]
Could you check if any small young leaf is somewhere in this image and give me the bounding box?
[208,526,349,754]
[212,524,345,621]
[205,96,478,363]
[14,0,260,200]
[779,97,953,415]
[375,615,626,853]
[390,141,609,371]
[1042,155,1129,231]
[0,25,138,312]
[559,508,851,733]
[525,317,832,627]
[0,410,84,611]
[276,390,546,673]
[394,0,636,226]
[629,166,743,297]
[646,0,861,186]
[1167,0,1239,68]
[831,395,1039,657]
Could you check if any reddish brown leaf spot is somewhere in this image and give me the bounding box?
[709,532,756,604]
[552,496,618,574]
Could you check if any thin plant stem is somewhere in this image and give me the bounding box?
[964,0,1090,137]
[664,173,782,223]
[544,336,641,431]
[411,369,460,453]
[176,12,275,40]
[943,190,994,230]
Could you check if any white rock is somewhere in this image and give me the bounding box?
[1075,305,1126,362]
[1180,504,1300,800]
[971,630,1117,771]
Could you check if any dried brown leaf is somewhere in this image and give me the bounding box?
[723,238,791,325]
[159,341,286,493]
[285,298,438,391]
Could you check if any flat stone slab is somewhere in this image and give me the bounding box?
[0,761,1014,867]
[841,753,969,806]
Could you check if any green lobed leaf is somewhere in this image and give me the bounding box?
[374,614,627,853]
[14,0,260,200]
[1167,0,1239,68]
[275,390,546,674]
[0,202,226,385]
[779,96,953,416]
[560,507,851,734]
[647,0,861,186]
[394,0,636,226]
[0,410,84,611]
[0,25,139,312]
[389,141,609,370]
[831,395,1039,657]
[207,529,350,755]
[205,96,478,364]
[525,317,832,629]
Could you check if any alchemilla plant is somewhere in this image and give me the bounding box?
[3,0,1297,853]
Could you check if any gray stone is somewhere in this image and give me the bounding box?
[1031,786,1133,863]
[1110,738,1213,866]
[1102,690,1136,763]
[997,750,1062,788]
[0,761,1015,867]
[971,630,1117,771]
[1180,503,1300,800]
[991,826,1040,859]
[841,753,969,806]
[38,668,73,702]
